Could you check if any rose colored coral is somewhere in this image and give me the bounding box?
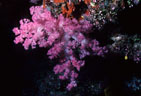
[13,6,107,90]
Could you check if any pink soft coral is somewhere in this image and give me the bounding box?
[13,6,107,90]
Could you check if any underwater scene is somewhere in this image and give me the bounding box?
[6,0,141,96]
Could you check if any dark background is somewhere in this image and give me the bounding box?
[3,0,141,95]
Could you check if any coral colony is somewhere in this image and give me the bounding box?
[126,77,141,91]
[13,0,140,91]
[109,34,141,63]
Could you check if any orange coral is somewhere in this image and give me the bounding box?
[54,0,66,3]
[43,0,50,8]
[61,2,75,18]
[84,0,91,4]
[43,0,46,9]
